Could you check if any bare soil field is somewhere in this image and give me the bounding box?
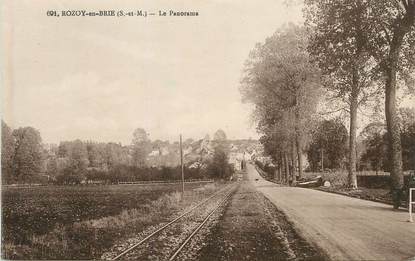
[1,182,224,260]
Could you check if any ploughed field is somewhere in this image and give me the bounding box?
[2,182,222,260]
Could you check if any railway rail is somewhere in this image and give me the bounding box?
[110,182,238,260]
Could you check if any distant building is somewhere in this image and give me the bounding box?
[229,152,245,171]
[148,150,160,157]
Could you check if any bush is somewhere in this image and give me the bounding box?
[56,167,85,185]
[52,164,209,185]
[255,161,276,180]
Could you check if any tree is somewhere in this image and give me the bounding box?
[213,129,227,141]
[57,140,89,170]
[105,142,130,168]
[259,132,287,182]
[359,122,388,172]
[203,134,210,141]
[402,123,415,170]
[12,127,43,182]
[359,109,415,173]
[207,145,233,179]
[240,23,321,182]
[67,140,89,173]
[399,107,415,133]
[212,129,230,153]
[1,121,15,183]
[46,157,59,177]
[307,119,348,171]
[131,128,151,167]
[55,140,89,184]
[305,0,380,188]
[86,142,106,169]
[365,0,415,207]
[399,107,415,170]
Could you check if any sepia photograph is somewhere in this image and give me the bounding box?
[1,0,415,260]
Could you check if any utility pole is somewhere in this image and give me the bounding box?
[180,134,184,197]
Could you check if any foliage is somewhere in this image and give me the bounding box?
[255,160,277,180]
[206,145,234,180]
[359,108,415,172]
[86,141,106,168]
[45,157,58,177]
[54,165,207,185]
[359,122,388,172]
[305,0,379,103]
[131,128,151,167]
[213,129,227,141]
[12,127,43,182]
[67,140,89,173]
[1,120,15,183]
[365,0,415,195]
[1,121,255,184]
[240,23,321,180]
[305,0,383,187]
[401,123,415,170]
[56,167,86,185]
[306,118,348,171]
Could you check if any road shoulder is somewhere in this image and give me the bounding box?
[197,181,325,261]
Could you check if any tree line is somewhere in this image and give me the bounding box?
[1,122,234,184]
[303,113,415,173]
[241,0,415,208]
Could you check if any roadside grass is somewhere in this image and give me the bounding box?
[317,186,394,205]
[302,172,395,203]
[256,163,409,207]
[302,171,349,186]
[2,182,222,260]
[256,164,396,204]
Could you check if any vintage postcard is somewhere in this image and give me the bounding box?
[1,1,415,260]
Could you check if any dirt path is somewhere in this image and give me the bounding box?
[248,164,415,261]
[197,179,324,261]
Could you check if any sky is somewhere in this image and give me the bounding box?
[1,0,303,145]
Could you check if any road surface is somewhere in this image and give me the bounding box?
[247,164,415,261]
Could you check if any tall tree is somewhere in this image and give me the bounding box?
[305,0,379,188]
[207,145,233,180]
[366,0,415,207]
[131,128,151,167]
[240,23,321,181]
[1,121,15,183]
[12,127,43,182]
[213,129,229,153]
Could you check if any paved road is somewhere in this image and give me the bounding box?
[247,164,415,261]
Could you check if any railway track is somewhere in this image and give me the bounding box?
[109,182,239,261]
